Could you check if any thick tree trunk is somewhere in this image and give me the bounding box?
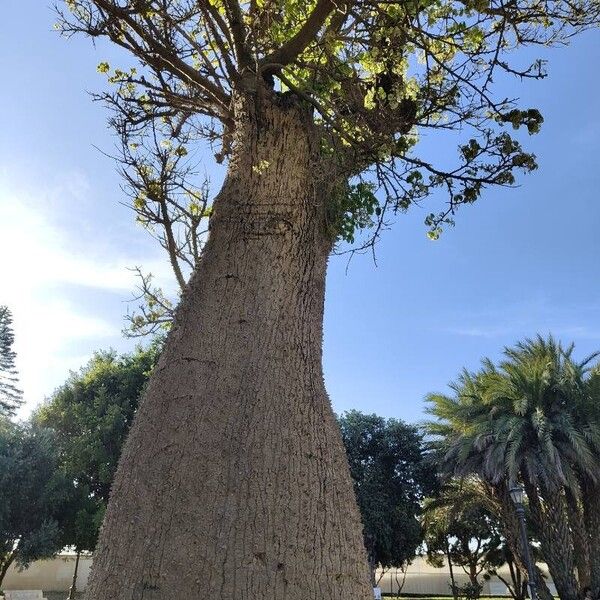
[582,478,600,597]
[526,482,579,600]
[85,95,372,600]
[565,488,590,588]
[494,483,554,600]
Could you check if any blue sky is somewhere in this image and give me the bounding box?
[1,1,599,422]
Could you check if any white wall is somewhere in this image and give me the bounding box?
[2,555,92,592]
[2,555,555,595]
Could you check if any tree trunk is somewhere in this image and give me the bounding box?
[504,556,524,600]
[526,482,579,600]
[68,550,81,600]
[85,94,372,600]
[447,541,458,600]
[565,488,590,588]
[0,551,15,588]
[493,483,554,600]
[582,477,600,597]
[368,555,378,588]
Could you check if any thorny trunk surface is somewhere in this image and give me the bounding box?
[85,95,372,600]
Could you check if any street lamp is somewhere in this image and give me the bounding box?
[510,485,538,600]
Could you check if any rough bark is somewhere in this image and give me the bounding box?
[494,483,554,600]
[85,94,372,600]
[565,488,590,588]
[582,477,600,597]
[526,482,579,600]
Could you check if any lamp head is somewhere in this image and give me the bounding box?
[510,485,525,506]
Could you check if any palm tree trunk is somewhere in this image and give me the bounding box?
[582,477,600,597]
[526,482,579,600]
[565,488,590,588]
[84,94,372,600]
[494,483,554,600]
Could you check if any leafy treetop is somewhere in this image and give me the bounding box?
[338,410,436,579]
[34,344,160,503]
[58,0,600,253]
[58,0,600,339]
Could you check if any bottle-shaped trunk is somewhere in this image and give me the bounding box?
[85,95,372,600]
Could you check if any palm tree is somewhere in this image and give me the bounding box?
[427,336,600,600]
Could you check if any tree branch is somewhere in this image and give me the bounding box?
[93,0,231,111]
[261,0,339,74]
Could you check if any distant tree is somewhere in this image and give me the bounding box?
[35,343,160,502]
[0,306,23,417]
[423,478,522,600]
[53,485,105,599]
[0,419,69,587]
[338,410,435,586]
[34,343,160,596]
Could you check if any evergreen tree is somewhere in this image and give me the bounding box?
[339,410,435,585]
[0,306,23,417]
[0,420,69,587]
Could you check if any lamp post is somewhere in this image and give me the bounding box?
[510,485,538,600]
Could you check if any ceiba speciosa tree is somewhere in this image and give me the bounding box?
[59,0,599,598]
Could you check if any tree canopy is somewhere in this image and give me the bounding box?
[58,0,600,315]
[35,343,160,504]
[423,478,514,600]
[338,410,435,582]
[0,420,69,585]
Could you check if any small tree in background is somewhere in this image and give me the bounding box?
[0,307,23,417]
[54,486,105,599]
[0,420,69,587]
[34,343,160,596]
[35,344,160,502]
[423,478,517,600]
[339,410,435,586]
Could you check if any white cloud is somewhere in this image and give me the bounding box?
[442,299,600,341]
[0,169,176,416]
